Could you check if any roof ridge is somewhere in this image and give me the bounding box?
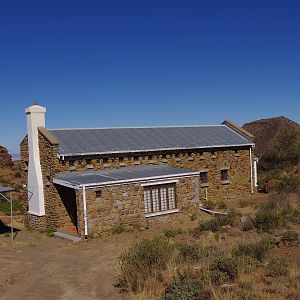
[48,124,225,131]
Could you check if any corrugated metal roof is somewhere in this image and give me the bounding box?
[53,165,198,188]
[49,125,253,157]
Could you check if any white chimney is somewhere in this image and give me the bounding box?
[25,103,46,216]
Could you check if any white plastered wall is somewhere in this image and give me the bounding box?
[25,104,46,216]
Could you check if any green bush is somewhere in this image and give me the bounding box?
[239,199,249,208]
[232,238,274,262]
[236,256,259,274]
[112,225,125,234]
[177,243,220,263]
[202,199,216,210]
[118,236,174,292]
[255,194,300,230]
[255,210,282,231]
[274,175,300,193]
[265,257,288,277]
[281,230,299,246]
[217,201,228,210]
[232,282,259,300]
[194,212,235,235]
[164,227,183,238]
[209,256,238,285]
[161,277,210,300]
[242,218,254,231]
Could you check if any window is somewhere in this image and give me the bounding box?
[95,190,102,199]
[200,172,208,184]
[221,169,228,182]
[143,184,176,214]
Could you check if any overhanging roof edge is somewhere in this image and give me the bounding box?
[57,143,254,158]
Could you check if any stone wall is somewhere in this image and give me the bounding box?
[57,147,254,202]
[76,176,198,237]
[20,131,255,233]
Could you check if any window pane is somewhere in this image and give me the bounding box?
[144,190,151,213]
[160,187,167,211]
[221,170,228,181]
[200,172,208,184]
[152,188,160,212]
[168,186,175,209]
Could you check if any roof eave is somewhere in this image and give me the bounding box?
[57,143,255,159]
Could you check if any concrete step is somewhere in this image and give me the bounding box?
[54,231,82,243]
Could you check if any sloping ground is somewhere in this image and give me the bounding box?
[243,116,300,158]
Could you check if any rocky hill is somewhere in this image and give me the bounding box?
[243,116,300,158]
[0,145,13,167]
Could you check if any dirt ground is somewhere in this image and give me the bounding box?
[1,193,299,300]
[0,213,211,300]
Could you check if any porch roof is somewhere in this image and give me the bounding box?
[53,165,199,189]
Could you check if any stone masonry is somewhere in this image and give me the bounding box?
[20,129,255,236]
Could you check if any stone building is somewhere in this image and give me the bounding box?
[20,104,257,238]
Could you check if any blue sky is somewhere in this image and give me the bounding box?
[0,0,299,154]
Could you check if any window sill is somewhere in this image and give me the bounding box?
[145,209,180,218]
[221,180,230,185]
[200,183,209,188]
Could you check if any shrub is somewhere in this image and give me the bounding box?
[177,243,220,263]
[40,227,55,237]
[255,194,300,230]
[112,225,125,234]
[232,238,274,262]
[239,199,249,208]
[202,199,216,210]
[217,201,228,210]
[118,236,174,292]
[274,175,300,193]
[236,256,259,274]
[164,227,183,238]
[232,282,259,300]
[265,257,288,277]
[255,210,282,231]
[242,218,254,232]
[281,230,299,246]
[194,212,235,235]
[161,277,210,300]
[209,256,238,285]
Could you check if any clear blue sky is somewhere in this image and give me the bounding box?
[0,0,299,154]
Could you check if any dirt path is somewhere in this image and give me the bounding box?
[0,231,136,300]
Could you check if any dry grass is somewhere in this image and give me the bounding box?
[117,193,300,300]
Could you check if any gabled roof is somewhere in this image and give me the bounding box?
[53,165,198,188]
[48,123,254,157]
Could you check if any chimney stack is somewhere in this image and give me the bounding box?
[25,103,46,216]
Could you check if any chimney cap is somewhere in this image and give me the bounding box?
[25,104,46,114]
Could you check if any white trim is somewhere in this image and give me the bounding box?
[53,178,79,189]
[145,209,180,218]
[250,148,254,194]
[82,186,88,237]
[54,172,200,190]
[58,143,255,158]
[141,179,179,187]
